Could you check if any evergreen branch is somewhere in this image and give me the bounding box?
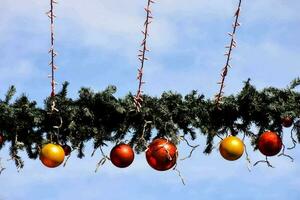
[0,78,300,169]
[5,86,16,104]
[289,77,300,90]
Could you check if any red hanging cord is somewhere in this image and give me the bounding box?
[134,0,155,112]
[215,0,242,108]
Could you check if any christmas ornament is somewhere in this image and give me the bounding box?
[219,136,244,161]
[40,143,65,168]
[281,116,294,128]
[258,131,282,156]
[110,143,134,168]
[146,138,177,171]
[0,133,4,144]
[62,144,72,156]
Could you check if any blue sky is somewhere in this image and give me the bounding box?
[0,0,300,199]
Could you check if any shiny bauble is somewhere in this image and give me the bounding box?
[0,134,4,144]
[219,136,244,161]
[110,143,134,168]
[62,144,72,156]
[146,138,177,171]
[258,131,282,156]
[40,143,65,168]
[281,116,293,128]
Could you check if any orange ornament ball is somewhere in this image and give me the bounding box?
[110,143,135,168]
[258,131,282,156]
[219,136,244,161]
[146,138,177,171]
[40,143,65,168]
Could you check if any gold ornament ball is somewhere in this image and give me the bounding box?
[219,136,244,161]
[40,143,65,168]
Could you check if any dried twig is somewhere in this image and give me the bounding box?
[216,133,224,140]
[211,138,223,152]
[288,126,297,150]
[63,144,78,167]
[134,0,155,112]
[278,143,294,162]
[63,155,71,167]
[215,0,242,107]
[179,135,200,161]
[242,133,252,172]
[164,141,173,161]
[52,116,63,143]
[91,148,98,157]
[254,156,274,168]
[95,146,110,173]
[244,144,252,172]
[0,158,5,175]
[138,120,152,149]
[173,163,186,186]
[159,140,185,185]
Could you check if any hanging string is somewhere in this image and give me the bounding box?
[46,0,63,145]
[134,0,155,112]
[242,133,252,172]
[215,0,242,108]
[94,146,111,173]
[173,163,186,185]
[161,139,185,185]
[47,0,59,109]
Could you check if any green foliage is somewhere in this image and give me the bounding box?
[0,79,299,169]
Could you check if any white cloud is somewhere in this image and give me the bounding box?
[1,0,299,55]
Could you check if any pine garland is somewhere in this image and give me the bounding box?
[0,78,299,169]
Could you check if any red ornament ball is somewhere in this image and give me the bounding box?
[146,138,178,171]
[62,144,72,156]
[281,116,293,128]
[258,131,282,156]
[110,143,134,168]
[0,134,4,144]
